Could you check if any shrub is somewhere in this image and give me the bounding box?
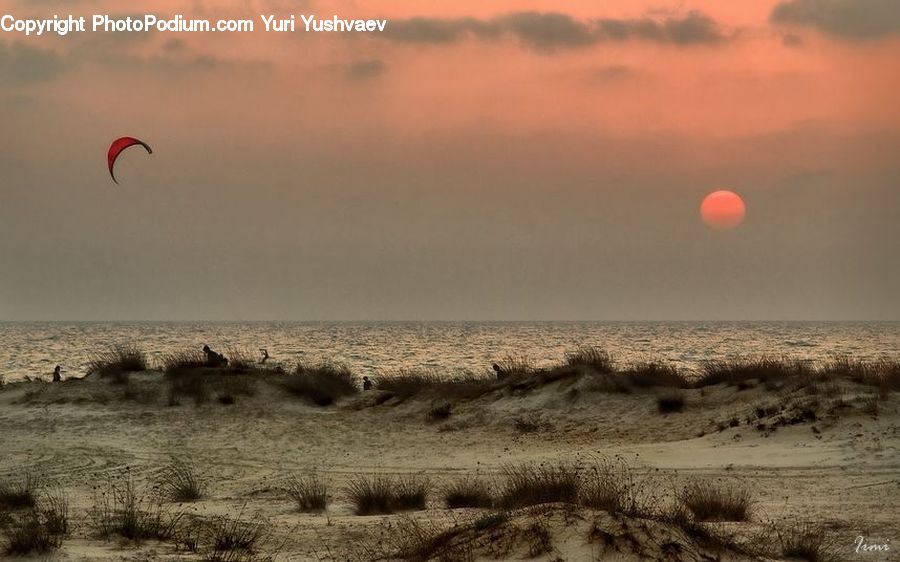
[88,344,148,383]
[40,490,69,536]
[159,461,204,502]
[443,478,493,509]
[204,515,267,561]
[565,347,614,373]
[513,416,542,433]
[283,362,357,406]
[773,521,841,562]
[91,476,182,541]
[0,474,39,510]
[657,393,686,414]
[498,463,579,508]
[579,458,652,517]
[346,474,430,515]
[3,511,61,556]
[678,480,752,522]
[285,474,328,513]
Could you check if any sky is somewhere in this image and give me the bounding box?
[0,0,898,321]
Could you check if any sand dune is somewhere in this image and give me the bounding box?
[1,361,898,561]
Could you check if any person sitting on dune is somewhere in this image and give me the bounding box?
[362,376,373,391]
[493,363,505,380]
[202,345,228,368]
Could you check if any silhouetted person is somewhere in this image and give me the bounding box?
[362,376,373,391]
[202,345,228,367]
[259,348,269,364]
[493,363,504,380]
[52,365,61,382]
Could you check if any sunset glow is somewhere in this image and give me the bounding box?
[701,190,746,230]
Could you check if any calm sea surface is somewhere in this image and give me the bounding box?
[0,322,897,382]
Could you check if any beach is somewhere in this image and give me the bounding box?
[1,352,897,561]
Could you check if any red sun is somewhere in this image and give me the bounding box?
[700,190,746,230]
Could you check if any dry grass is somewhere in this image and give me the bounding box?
[159,460,204,502]
[285,473,328,513]
[770,521,841,562]
[0,473,39,510]
[88,344,148,383]
[498,463,579,509]
[204,514,268,562]
[696,357,813,387]
[3,510,62,556]
[91,476,182,542]
[579,459,651,517]
[283,362,357,406]
[678,480,752,522]
[346,474,430,515]
[442,478,494,509]
[565,347,614,372]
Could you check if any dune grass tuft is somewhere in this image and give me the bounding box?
[498,463,579,509]
[346,474,430,515]
[285,473,329,513]
[657,392,686,414]
[0,473,39,510]
[566,347,614,372]
[442,478,494,509]
[678,480,752,522]
[283,362,357,406]
[88,344,148,383]
[158,460,204,502]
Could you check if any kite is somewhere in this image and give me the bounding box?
[107,137,152,184]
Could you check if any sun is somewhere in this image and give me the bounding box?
[700,190,746,230]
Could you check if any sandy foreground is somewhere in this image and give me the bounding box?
[1,369,898,562]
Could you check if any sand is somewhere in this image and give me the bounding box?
[0,370,898,561]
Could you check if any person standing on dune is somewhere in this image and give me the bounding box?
[52,365,61,382]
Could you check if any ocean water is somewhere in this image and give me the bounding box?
[0,321,897,383]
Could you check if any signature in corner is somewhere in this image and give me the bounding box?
[855,536,891,554]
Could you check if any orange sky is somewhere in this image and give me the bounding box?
[1,0,898,320]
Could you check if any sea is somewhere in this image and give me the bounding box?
[0,321,897,383]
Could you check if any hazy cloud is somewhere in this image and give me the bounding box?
[346,59,387,80]
[771,0,900,39]
[384,11,727,51]
[0,42,65,86]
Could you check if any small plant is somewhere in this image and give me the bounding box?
[498,463,579,508]
[443,478,493,509]
[657,393,686,413]
[159,460,204,502]
[285,473,328,513]
[346,474,430,515]
[205,515,267,560]
[3,510,61,556]
[579,458,651,517]
[40,489,69,536]
[0,473,39,510]
[92,475,182,541]
[678,480,752,522]
[773,521,841,562]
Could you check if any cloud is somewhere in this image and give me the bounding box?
[384,10,728,51]
[589,64,634,81]
[0,41,65,86]
[771,0,900,40]
[346,59,386,80]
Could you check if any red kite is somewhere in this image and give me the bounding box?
[107,137,152,184]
